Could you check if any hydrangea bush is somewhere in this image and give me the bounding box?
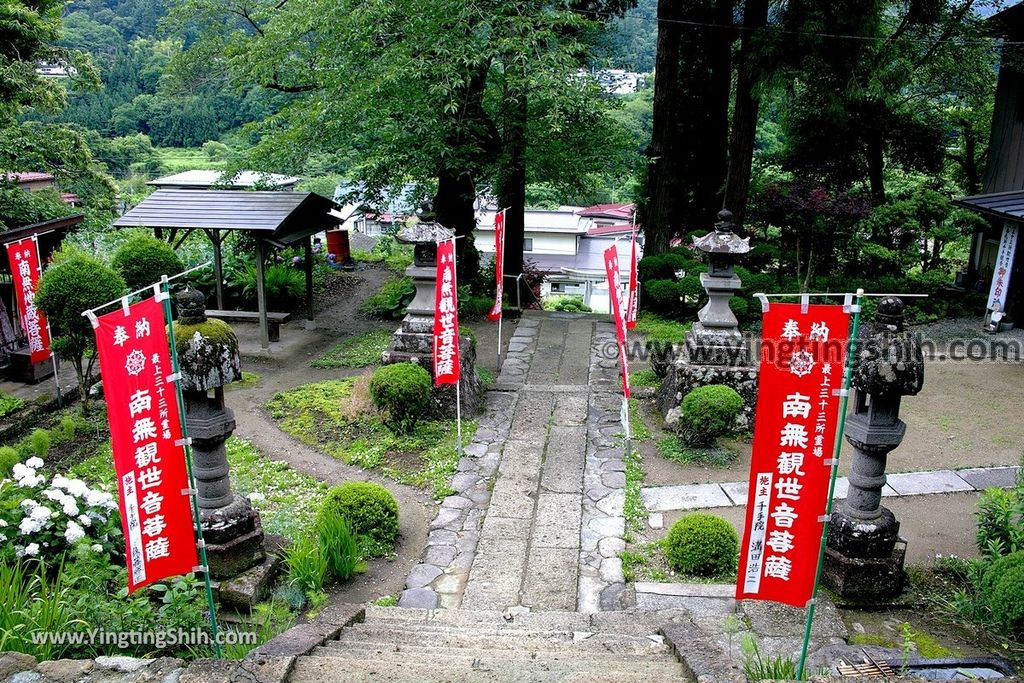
[0,457,121,563]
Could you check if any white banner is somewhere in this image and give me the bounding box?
[988,223,1019,311]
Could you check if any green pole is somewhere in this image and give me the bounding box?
[796,290,864,680]
[159,275,223,659]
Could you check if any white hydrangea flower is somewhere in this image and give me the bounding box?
[65,479,89,497]
[12,463,34,480]
[42,489,64,502]
[90,544,103,553]
[19,517,41,535]
[248,492,265,502]
[51,475,70,490]
[30,506,52,522]
[0,519,7,527]
[0,534,6,543]
[19,499,39,510]
[77,514,91,527]
[25,457,44,469]
[23,543,40,556]
[64,521,85,543]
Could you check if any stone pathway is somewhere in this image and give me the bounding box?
[641,465,1021,517]
[399,312,630,613]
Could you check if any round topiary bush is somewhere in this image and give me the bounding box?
[318,482,399,553]
[680,384,744,447]
[369,362,432,434]
[664,513,739,577]
[981,550,1024,635]
[111,233,185,291]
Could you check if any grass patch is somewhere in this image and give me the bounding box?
[629,369,660,389]
[478,367,494,388]
[226,371,261,391]
[311,330,391,369]
[620,550,648,582]
[656,435,737,467]
[153,147,226,172]
[850,633,898,648]
[266,379,476,499]
[227,437,329,538]
[627,398,651,441]
[372,595,398,607]
[634,313,690,344]
[624,443,646,533]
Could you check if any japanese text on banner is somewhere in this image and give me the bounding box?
[433,239,461,386]
[93,297,197,592]
[736,303,850,608]
[5,238,52,364]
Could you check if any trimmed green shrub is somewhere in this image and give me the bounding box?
[237,263,305,311]
[319,482,399,553]
[664,513,739,577]
[981,550,1024,636]
[111,233,185,291]
[317,509,365,582]
[0,393,24,418]
[680,385,744,447]
[369,362,432,434]
[542,295,592,313]
[36,250,127,412]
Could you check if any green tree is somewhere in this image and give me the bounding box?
[35,250,127,413]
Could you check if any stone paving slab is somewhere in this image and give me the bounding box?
[521,546,579,611]
[634,582,734,598]
[640,484,733,512]
[885,469,973,495]
[957,465,1021,490]
[531,493,583,548]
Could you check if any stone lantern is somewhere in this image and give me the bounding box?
[174,288,266,583]
[686,209,751,365]
[381,221,482,416]
[823,297,924,600]
[658,209,760,431]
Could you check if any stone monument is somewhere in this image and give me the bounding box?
[823,297,924,600]
[658,210,760,429]
[381,220,483,416]
[174,288,276,606]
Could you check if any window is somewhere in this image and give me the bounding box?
[523,238,534,252]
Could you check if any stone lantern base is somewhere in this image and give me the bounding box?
[200,494,267,579]
[381,315,484,417]
[823,507,907,601]
[657,357,759,432]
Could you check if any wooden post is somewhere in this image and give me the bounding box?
[304,237,315,328]
[254,239,270,350]
[208,229,225,310]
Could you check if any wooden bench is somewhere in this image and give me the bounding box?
[207,310,292,342]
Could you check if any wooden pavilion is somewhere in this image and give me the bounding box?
[113,189,342,349]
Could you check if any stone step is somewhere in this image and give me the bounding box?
[333,627,671,655]
[363,606,685,636]
[354,620,663,642]
[310,645,684,675]
[318,640,678,663]
[289,657,685,683]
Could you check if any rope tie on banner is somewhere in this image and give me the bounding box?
[121,297,131,317]
[85,310,99,329]
[756,293,770,312]
[800,293,810,314]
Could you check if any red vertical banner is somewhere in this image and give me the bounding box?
[736,303,851,607]
[92,296,197,592]
[5,237,52,363]
[433,239,461,386]
[603,245,630,399]
[625,233,639,330]
[487,210,505,322]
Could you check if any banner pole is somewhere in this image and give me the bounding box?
[158,275,223,659]
[31,236,63,409]
[796,289,864,679]
[452,240,464,460]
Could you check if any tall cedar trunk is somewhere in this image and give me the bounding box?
[963,123,979,195]
[433,169,479,285]
[723,0,768,229]
[644,0,733,254]
[498,86,528,306]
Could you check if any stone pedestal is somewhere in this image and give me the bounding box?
[657,360,759,431]
[381,221,483,417]
[823,297,923,602]
[3,347,54,384]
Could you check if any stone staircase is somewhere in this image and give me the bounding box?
[288,605,691,682]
